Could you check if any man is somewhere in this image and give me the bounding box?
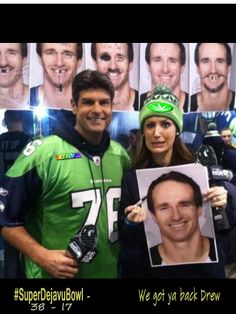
[30,43,83,109]
[140,43,189,111]
[127,128,142,163]
[0,110,32,176]
[0,43,29,109]
[91,43,139,111]
[203,124,236,182]
[0,110,32,278]
[147,171,216,266]
[190,43,235,112]
[0,70,131,278]
[220,127,236,148]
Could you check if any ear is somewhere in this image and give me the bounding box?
[147,62,151,74]
[38,55,42,66]
[93,58,98,69]
[151,211,158,224]
[197,206,203,218]
[75,59,82,72]
[71,99,77,114]
[128,61,133,72]
[22,56,27,67]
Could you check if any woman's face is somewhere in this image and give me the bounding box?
[143,116,177,157]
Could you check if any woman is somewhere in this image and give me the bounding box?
[118,85,229,278]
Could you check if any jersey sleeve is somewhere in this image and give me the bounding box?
[0,138,48,227]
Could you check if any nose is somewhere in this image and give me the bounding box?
[162,60,169,73]
[109,56,118,70]
[210,61,217,73]
[92,102,102,113]
[0,53,8,66]
[55,53,64,67]
[153,125,161,137]
[171,206,182,220]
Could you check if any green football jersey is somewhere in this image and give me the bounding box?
[6,135,131,278]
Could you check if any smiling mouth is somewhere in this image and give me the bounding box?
[88,117,105,121]
[108,72,120,78]
[0,67,11,73]
[170,222,186,229]
[159,76,172,81]
[207,74,221,80]
[53,69,66,75]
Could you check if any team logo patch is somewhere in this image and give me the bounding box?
[147,102,173,113]
[56,152,82,160]
[0,187,8,196]
[0,201,5,212]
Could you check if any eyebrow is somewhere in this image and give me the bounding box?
[156,199,194,208]
[5,48,20,53]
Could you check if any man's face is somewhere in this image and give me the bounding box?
[148,43,184,90]
[0,43,26,88]
[197,43,230,93]
[72,88,112,140]
[129,132,137,148]
[39,43,80,88]
[152,180,202,243]
[221,129,233,145]
[94,43,132,91]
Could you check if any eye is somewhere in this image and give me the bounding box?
[82,99,93,106]
[216,58,226,64]
[99,99,110,106]
[64,52,73,58]
[161,121,171,128]
[145,122,156,129]
[8,50,19,56]
[152,57,161,63]
[116,55,125,62]
[100,53,111,62]
[201,58,209,64]
[169,58,178,64]
[45,50,55,56]
[179,202,192,209]
[159,206,168,211]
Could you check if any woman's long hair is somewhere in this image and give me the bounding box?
[133,136,195,169]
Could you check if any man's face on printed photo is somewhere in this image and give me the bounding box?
[94,43,132,91]
[148,43,184,91]
[39,43,80,88]
[0,43,26,88]
[197,43,231,93]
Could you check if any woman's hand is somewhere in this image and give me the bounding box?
[203,186,228,208]
[124,205,147,223]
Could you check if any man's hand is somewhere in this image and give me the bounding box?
[39,249,79,278]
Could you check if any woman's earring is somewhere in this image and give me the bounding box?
[176,132,179,136]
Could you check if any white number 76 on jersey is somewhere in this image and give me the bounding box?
[71,187,121,243]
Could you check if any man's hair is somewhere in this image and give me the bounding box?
[194,43,232,66]
[130,128,140,135]
[145,43,186,65]
[220,127,232,135]
[20,43,28,58]
[4,110,24,128]
[36,43,83,60]
[72,69,114,104]
[91,43,134,63]
[147,171,203,214]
